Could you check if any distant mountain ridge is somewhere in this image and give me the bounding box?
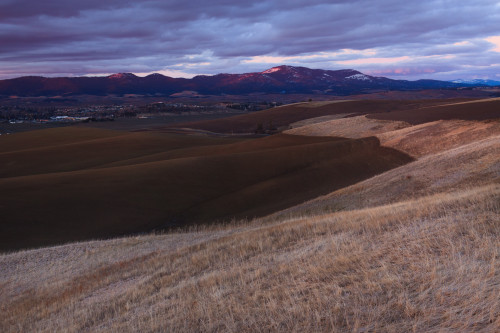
[451,78,500,86]
[0,65,479,97]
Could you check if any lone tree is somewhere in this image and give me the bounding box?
[255,122,264,134]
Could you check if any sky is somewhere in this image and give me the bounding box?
[1,0,500,81]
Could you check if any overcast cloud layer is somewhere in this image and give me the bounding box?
[1,0,500,80]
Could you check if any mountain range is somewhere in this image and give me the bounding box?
[451,78,500,86]
[0,65,490,97]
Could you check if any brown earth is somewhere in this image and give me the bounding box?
[344,88,497,100]
[0,128,412,251]
[0,127,241,178]
[368,97,500,124]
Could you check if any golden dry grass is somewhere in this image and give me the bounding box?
[377,119,500,158]
[285,114,410,138]
[0,184,498,332]
[284,116,500,158]
[288,113,355,129]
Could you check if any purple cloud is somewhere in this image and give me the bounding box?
[0,0,499,80]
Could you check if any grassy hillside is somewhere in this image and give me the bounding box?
[286,114,411,139]
[377,119,500,157]
[1,183,498,332]
[286,116,500,158]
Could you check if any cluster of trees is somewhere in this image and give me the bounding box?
[227,101,282,111]
[255,120,278,134]
[137,102,222,114]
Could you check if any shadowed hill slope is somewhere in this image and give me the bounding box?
[0,129,412,251]
[0,127,242,178]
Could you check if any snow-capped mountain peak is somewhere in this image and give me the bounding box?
[346,73,372,81]
[262,67,283,74]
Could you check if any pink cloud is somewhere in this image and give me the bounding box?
[486,36,500,52]
[336,56,410,66]
[366,68,437,76]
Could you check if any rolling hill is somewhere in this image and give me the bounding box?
[168,98,478,133]
[0,96,499,332]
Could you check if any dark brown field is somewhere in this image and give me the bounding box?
[0,127,411,251]
[368,97,500,124]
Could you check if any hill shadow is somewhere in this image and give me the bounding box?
[0,128,413,251]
